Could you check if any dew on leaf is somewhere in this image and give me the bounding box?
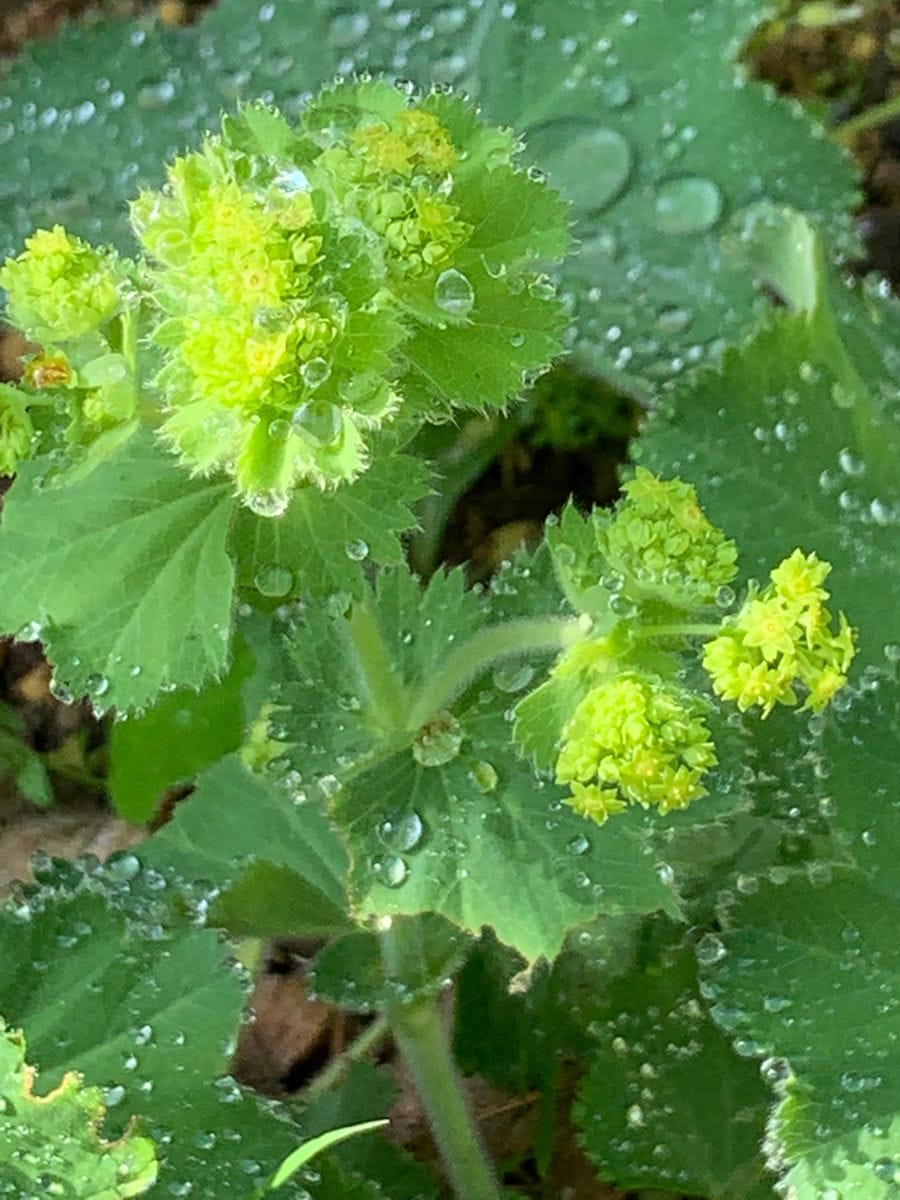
[300,355,331,388]
[469,760,498,793]
[267,417,291,442]
[654,176,722,235]
[254,564,294,597]
[345,539,369,561]
[566,833,590,856]
[328,10,370,46]
[695,932,727,965]
[292,398,342,446]
[413,711,463,766]
[492,661,534,693]
[246,490,289,518]
[374,854,408,888]
[377,810,424,852]
[528,123,632,212]
[434,268,475,317]
[656,305,692,335]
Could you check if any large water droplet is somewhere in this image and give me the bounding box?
[301,356,331,389]
[345,539,369,561]
[492,662,534,693]
[469,760,498,793]
[329,11,370,47]
[378,811,425,852]
[254,564,294,597]
[413,711,463,767]
[530,124,632,212]
[434,268,475,317]
[655,176,722,235]
[374,854,408,888]
[292,399,342,446]
[247,490,289,518]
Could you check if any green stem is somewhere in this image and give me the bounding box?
[345,600,409,731]
[407,615,582,730]
[634,622,723,640]
[388,997,501,1200]
[300,1014,390,1103]
[837,91,900,142]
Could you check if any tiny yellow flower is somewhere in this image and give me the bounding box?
[566,782,627,825]
[740,596,798,662]
[770,548,831,605]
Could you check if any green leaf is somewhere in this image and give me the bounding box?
[108,638,254,822]
[0,861,308,1200]
[268,1120,389,1192]
[400,262,567,416]
[310,913,470,1012]
[1,2,857,391]
[232,452,431,601]
[700,682,900,1200]
[0,1019,158,1199]
[211,861,353,939]
[143,756,350,938]
[575,935,774,1199]
[0,431,236,711]
[637,234,900,667]
[706,871,900,1200]
[280,566,679,962]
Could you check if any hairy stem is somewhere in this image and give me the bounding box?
[837,91,900,141]
[388,996,501,1200]
[345,599,409,731]
[634,622,723,640]
[301,1014,391,1103]
[407,615,583,730]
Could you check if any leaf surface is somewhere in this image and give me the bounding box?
[0,432,235,711]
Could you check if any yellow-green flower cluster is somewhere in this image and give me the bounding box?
[703,549,856,715]
[334,107,471,280]
[131,138,361,507]
[600,468,738,608]
[0,226,123,342]
[556,672,718,824]
[0,82,569,507]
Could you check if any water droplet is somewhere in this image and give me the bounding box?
[254,564,294,597]
[413,711,463,767]
[492,662,534,693]
[469,760,498,793]
[105,851,141,882]
[247,490,289,518]
[655,176,722,235]
[434,268,475,317]
[656,305,692,334]
[86,673,110,698]
[378,811,425,852]
[329,10,370,47]
[301,356,331,389]
[345,539,369,561]
[374,854,408,888]
[268,417,291,442]
[566,833,590,856]
[529,123,632,212]
[696,932,727,965]
[292,399,342,446]
[760,1056,790,1085]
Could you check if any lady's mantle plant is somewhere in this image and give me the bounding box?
[0,65,888,1200]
